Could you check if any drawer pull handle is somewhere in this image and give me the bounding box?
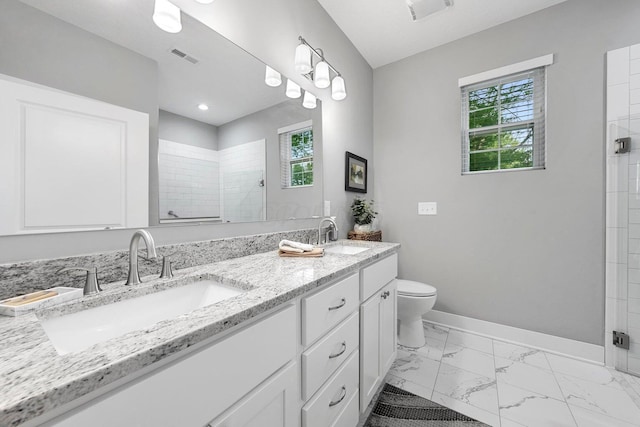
[329,386,347,407]
[328,341,347,359]
[328,298,346,311]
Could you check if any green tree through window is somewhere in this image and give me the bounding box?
[284,127,313,187]
[463,67,545,173]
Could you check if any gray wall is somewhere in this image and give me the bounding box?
[374,0,640,346]
[0,0,373,263]
[218,100,323,220]
[159,110,219,150]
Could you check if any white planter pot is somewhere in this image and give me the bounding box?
[354,223,372,233]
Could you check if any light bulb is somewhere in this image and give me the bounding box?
[285,79,301,99]
[314,61,330,89]
[294,44,312,74]
[302,91,317,109]
[331,76,347,101]
[264,65,282,87]
[153,0,182,34]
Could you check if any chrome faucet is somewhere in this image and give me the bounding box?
[126,229,157,286]
[58,266,102,296]
[318,217,338,244]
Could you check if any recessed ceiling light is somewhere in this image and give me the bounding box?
[194,0,215,3]
[198,103,209,111]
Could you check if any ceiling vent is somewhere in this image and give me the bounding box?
[406,0,453,21]
[170,48,199,64]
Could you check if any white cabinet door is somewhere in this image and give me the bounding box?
[379,281,397,378]
[209,361,299,427]
[359,281,397,412]
[360,290,381,411]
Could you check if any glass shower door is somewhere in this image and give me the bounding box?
[606,44,640,376]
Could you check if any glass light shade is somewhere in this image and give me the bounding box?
[153,0,182,34]
[294,44,312,74]
[264,66,282,87]
[314,61,330,88]
[302,91,317,109]
[331,76,347,101]
[285,79,301,98]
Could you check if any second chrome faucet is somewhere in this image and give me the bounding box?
[317,217,339,245]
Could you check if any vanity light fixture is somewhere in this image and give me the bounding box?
[314,61,330,89]
[294,43,313,74]
[302,91,317,109]
[264,65,282,87]
[285,79,301,99]
[152,0,182,34]
[197,103,209,111]
[295,36,346,100]
[331,76,347,101]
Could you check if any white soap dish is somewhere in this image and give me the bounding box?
[0,287,83,317]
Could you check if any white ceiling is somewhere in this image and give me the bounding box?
[20,0,288,126]
[317,0,569,68]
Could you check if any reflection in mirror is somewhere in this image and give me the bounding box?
[0,0,322,236]
[158,97,322,223]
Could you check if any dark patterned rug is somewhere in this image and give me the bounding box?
[363,384,490,426]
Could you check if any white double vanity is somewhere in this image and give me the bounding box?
[1,241,399,427]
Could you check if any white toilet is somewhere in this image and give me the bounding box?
[396,279,437,348]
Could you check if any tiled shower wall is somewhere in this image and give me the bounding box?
[605,44,640,375]
[220,140,266,223]
[158,139,221,220]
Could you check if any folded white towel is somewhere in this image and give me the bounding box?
[279,244,304,253]
[279,239,314,252]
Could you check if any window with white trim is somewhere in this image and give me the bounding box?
[279,121,313,188]
[461,57,550,174]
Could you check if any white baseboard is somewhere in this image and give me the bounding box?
[424,310,604,365]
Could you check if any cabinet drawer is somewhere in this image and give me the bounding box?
[361,254,397,301]
[302,350,359,427]
[302,274,359,346]
[302,312,359,400]
[330,388,359,427]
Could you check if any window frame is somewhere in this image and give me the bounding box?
[459,54,552,175]
[279,120,314,189]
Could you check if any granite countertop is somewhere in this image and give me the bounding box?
[0,240,399,427]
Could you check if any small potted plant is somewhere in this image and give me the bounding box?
[350,197,377,233]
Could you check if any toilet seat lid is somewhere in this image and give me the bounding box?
[397,279,437,297]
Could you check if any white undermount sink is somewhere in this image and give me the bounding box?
[324,245,370,255]
[40,280,244,355]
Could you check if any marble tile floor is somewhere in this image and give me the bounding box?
[387,323,640,427]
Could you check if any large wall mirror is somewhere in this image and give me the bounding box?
[0,0,323,236]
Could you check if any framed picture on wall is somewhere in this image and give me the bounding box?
[345,151,367,193]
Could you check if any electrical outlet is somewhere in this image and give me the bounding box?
[324,200,331,216]
[418,202,437,215]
